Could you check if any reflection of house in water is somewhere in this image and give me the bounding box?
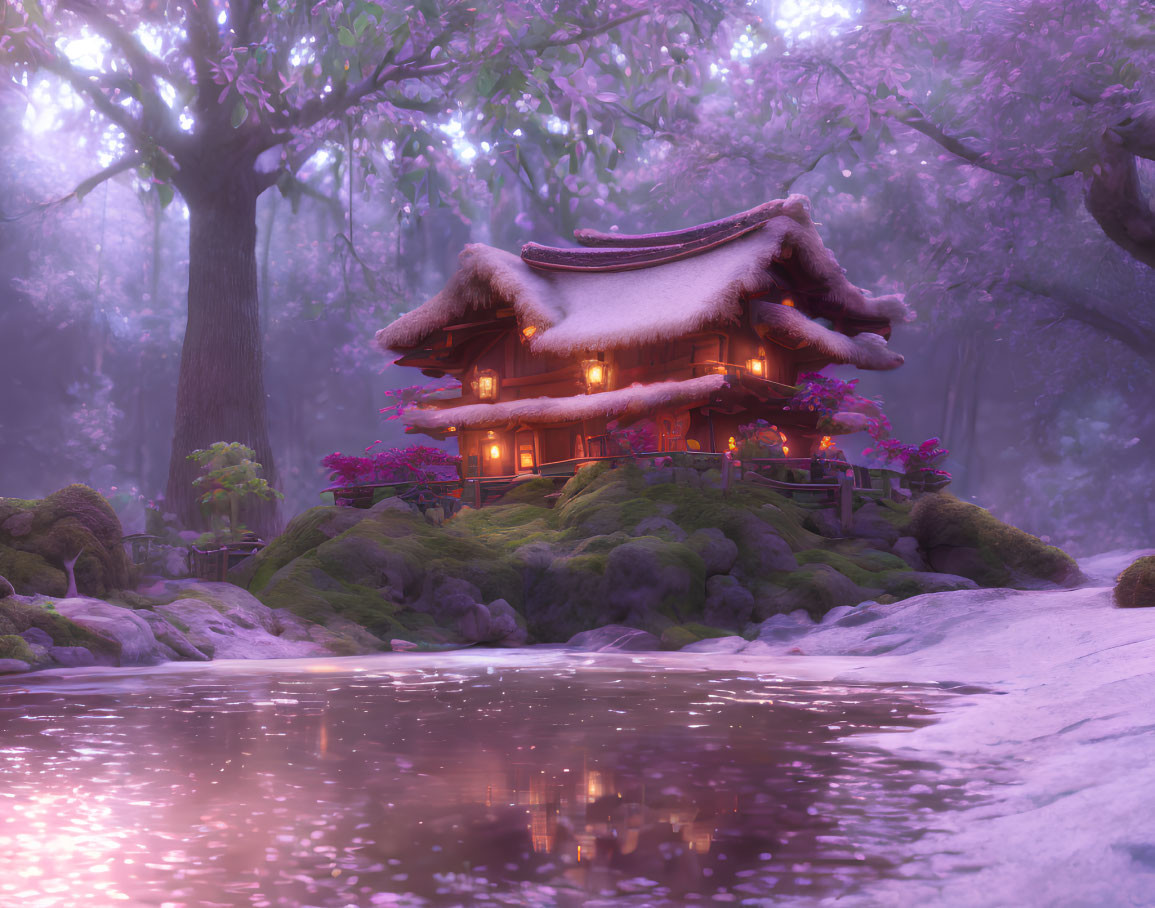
[455,752,727,863]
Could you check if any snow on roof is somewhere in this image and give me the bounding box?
[405,374,729,431]
[754,303,904,370]
[376,195,910,358]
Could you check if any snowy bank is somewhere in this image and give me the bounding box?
[668,547,1155,907]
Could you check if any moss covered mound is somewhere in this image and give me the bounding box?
[908,493,1082,589]
[0,485,133,596]
[237,462,1076,647]
[1114,556,1155,608]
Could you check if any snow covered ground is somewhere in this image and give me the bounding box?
[696,547,1155,907]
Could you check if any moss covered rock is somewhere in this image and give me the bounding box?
[909,493,1082,588]
[1114,556,1155,608]
[0,485,132,596]
[0,634,34,663]
[0,597,121,662]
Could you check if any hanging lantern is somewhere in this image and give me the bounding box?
[521,324,537,340]
[582,359,608,393]
[474,368,499,401]
[745,348,768,378]
[485,430,502,460]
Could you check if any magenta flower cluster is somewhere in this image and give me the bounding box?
[607,419,657,457]
[322,443,461,487]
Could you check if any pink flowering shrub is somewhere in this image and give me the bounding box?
[322,443,461,487]
[792,373,952,482]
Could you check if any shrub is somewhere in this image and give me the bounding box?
[1114,556,1155,608]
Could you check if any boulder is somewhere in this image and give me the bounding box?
[0,659,30,674]
[891,536,928,571]
[19,626,54,648]
[727,513,798,573]
[136,610,210,661]
[632,517,687,542]
[603,537,705,625]
[0,574,13,598]
[155,598,321,660]
[0,634,34,663]
[750,612,813,643]
[681,635,747,654]
[48,646,97,668]
[567,625,662,652]
[54,598,168,665]
[487,598,527,646]
[703,575,755,629]
[686,528,738,576]
[849,501,902,545]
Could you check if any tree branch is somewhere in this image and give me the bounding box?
[1012,278,1155,369]
[0,152,144,221]
[37,53,150,146]
[1085,108,1155,271]
[538,9,648,49]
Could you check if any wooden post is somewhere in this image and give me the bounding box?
[837,472,854,535]
[721,454,732,496]
[472,479,482,510]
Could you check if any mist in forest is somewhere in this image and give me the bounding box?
[2,0,1152,555]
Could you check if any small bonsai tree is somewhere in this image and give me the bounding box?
[188,442,282,544]
[1114,556,1155,608]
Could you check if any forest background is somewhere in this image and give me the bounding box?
[2,0,1153,555]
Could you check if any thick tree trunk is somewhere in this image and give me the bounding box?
[165,167,278,536]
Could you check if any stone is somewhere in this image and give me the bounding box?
[136,610,210,661]
[751,612,813,643]
[686,528,738,576]
[882,571,979,598]
[566,625,662,652]
[805,508,843,538]
[456,603,495,643]
[55,598,168,665]
[703,575,755,629]
[728,513,798,572]
[849,501,902,545]
[155,598,321,660]
[513,542,556,571]
[0,659,30,674]
[19,626,54,648]
[0,574,13,598]
[48,646,97,668]
[632,517,687,542]
[672,467,701,487]
[926,544,989,581]
[891,536,928,571]
[822,604,858,624]
[486,599,527,646]
[681,635,748,654]
[369,496,420,516]
[603,537,703,625]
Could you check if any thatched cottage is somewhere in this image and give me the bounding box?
[376,196,909,479]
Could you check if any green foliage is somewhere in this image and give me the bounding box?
[0,634,34,663]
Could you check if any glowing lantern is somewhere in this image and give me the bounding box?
[489,444,501,460]
[745,348,768,377]
[474,369,499,401]
[583,359,608,393]
[820,435,835,450]
[522,324,537,339]
[486,430,502,461]
[727,436,737,452]
[781,297,795,308]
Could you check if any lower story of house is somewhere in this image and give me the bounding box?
[405,374,829,479]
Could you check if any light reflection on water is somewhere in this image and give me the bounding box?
[0,653,987,906]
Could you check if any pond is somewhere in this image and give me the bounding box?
[0,652,987,907]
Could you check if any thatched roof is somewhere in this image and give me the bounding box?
[376,195,909,368]
[406,375,729,431]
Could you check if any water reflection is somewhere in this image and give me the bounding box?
[0,655,989,906]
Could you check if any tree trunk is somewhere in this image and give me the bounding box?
[165,167,279,536]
